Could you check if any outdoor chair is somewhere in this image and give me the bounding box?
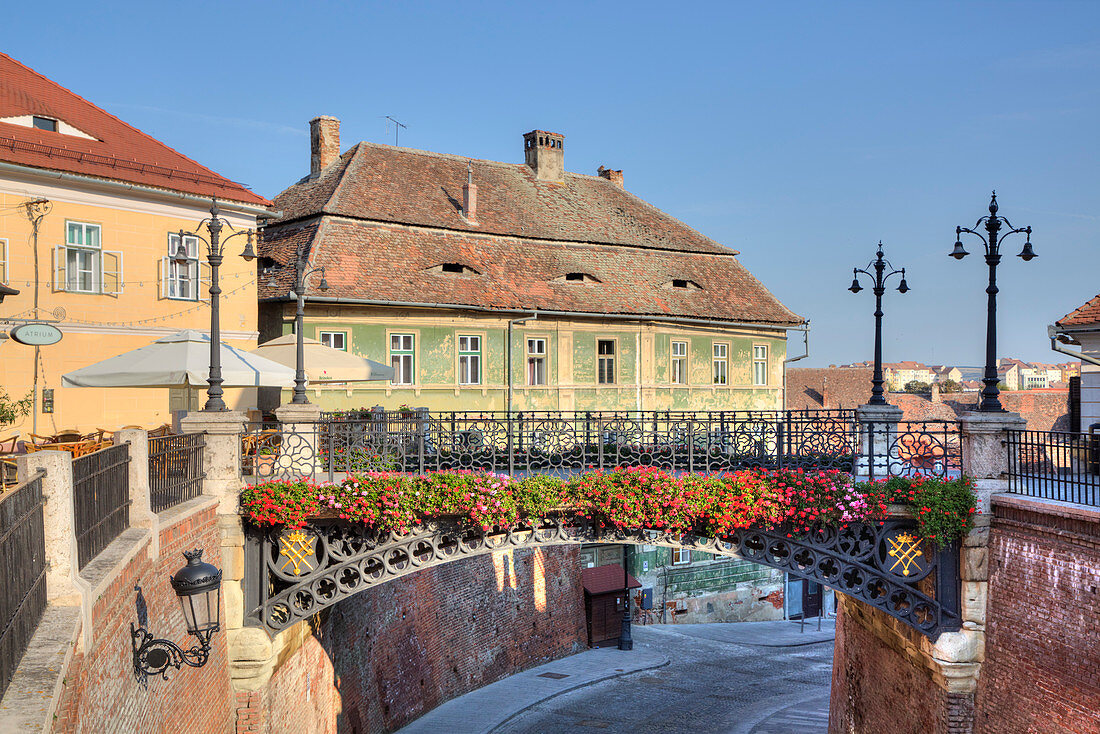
[1,458,16,488]
[0,433,19,455]
[52,429,83,443]
[148,424,174,438]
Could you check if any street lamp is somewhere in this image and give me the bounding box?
[265,236,330,404]
[951,192,1035,412]
[849,242,909,405]
[131,549,222,687]
[177,200,259,411]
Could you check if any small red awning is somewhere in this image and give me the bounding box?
[581,564,642,595]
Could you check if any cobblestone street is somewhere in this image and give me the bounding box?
[494,623,833,734]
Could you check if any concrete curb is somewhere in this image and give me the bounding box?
[486,654,670,733]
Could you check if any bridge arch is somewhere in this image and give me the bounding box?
[243,514,960,639]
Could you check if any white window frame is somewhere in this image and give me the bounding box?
[712,342,729,386]
[671,548,691,566]
[753,344,768,386]
[458,334,482,385]
[0,238,8,284]
[671,340,688,385]
[320,331,347,351]
[527,337,547,386]
[163,233,200,301]
[597,338,616,385]
[54,221,122,295]
[389,333,415,385]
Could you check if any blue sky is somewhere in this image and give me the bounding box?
[6,1,1099,367]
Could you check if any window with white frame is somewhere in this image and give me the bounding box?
[712,342,728,385]
[753,345,768,386]
[320,331,347,351]
[597,339,616,384]
[0,238,8,284]
[671,547,691,565]
[55,221,121,295]
[671,340,688,384]
[527,337,547,385]
[164,233,200,300]
[458,335,481,385]
[390,334,415,385]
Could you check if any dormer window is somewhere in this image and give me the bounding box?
[661,278,702,291]
[428,262,480,275]
[555,272,601,284]
[32,116,58,132]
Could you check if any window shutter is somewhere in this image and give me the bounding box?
[101,251,123,296]
[159,256,169,299]
[198,262,212,302]
[52,245,68,292]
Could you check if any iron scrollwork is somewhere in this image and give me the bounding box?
[130,585,217,689]
[244,515,960,640]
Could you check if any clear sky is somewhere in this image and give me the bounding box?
[6,1,1098,367]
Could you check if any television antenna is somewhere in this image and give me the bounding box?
[383,116,407,146]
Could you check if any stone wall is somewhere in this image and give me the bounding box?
[53,501,233,734]
[235,545,586,734]
[974,495,1100,732]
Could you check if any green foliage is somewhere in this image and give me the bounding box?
[857,475,977,549]
[0,389,32,427]
[939,379,962,393]
[904,380,931,394]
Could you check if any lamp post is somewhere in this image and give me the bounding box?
[176,201,258,412]
[849,242,909,405]
[618,544,633,650]
[271,237,330,404]
[951,192,1035,412]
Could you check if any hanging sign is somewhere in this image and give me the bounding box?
[10,323,63,346]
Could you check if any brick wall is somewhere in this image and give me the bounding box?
[828,595,944,734]
[53,503,233,733]
[245,545,586,734]
[974,495,1100,733]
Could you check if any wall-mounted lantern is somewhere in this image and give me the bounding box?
[131,549,222,687]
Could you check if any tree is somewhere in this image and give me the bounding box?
[0,389,32,427]
[904,380,931,394]
[939,379,962,394]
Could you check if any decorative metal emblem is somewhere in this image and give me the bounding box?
[887,531,924,577]
[278,529,316,576]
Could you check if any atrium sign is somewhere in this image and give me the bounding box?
[10,323,63,346]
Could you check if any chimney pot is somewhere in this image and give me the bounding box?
[310,116,341,178]
[462,165,478,223]
[597,166,624,188]
[523,130,565,182]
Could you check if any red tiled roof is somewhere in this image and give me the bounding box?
[786,367,873,410]
[1057,294,1100,328]
[0,53,269,206]
[261,142,802,326]
[581,565,642,595]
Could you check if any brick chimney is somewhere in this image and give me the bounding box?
[931,379,942,404]
[462,165,477,223]
[822,376,830,409]
[523,130,564,182]
[597,166,624,188]
[310,116,340,178]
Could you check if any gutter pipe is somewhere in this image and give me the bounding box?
[782,320,811,410]
[0,161,278,219]
[1047,324,1100,367]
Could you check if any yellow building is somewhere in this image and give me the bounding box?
[0,53,271,435]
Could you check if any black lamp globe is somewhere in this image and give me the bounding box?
[170,549,222,639]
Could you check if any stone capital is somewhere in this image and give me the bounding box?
[275,402,323,424]
[957,410,1026,434]
[856,403,904,424]
[180,410,248,435]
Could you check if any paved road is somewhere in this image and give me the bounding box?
[494,622,834,734]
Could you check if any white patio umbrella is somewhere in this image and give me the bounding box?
[61,329,295,388]
[250,334,394,383]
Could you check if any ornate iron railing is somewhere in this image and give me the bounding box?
[861,420,962,480]
[243,410,860,480]
[1006,429,1100,507]
[73,443,130,570]
[243,515,960,639]
[148,433,206,513]
[0,472,47,700]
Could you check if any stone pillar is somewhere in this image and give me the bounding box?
[116,428,154,528]
[16,451,80,605]
[919,411,1024,732]
[855,403,903,479]
[180,410,248,513]
[274,402,323,478]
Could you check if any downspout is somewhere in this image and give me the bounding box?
[1048,324,1100,367]
[782,321,811,411]
[507,312,538,412]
